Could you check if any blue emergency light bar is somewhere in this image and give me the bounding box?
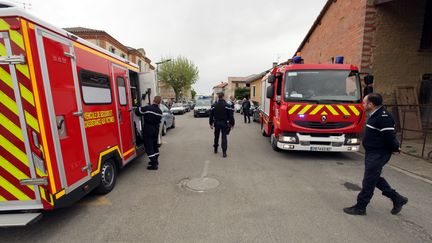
[335,56,344,64]
[293,56,302,64]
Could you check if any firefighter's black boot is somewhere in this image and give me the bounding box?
[214,146,218,154]
[223,151,227,158]
[343,205,366,215]
[383,190,408,215]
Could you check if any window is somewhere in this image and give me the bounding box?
[109,47,116,54]
[120,53,126,58]
[420,0,432,50]
[138,60,142,72]
[117,77,127,106]
[252,85,256,97]
[236,83,239,88]
[80,70,112,104]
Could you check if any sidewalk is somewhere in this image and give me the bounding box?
[357,148,432,183]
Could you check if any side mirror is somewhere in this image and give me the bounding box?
[364,75,374,85]
[268,74,275,84]
[266,85,275,99]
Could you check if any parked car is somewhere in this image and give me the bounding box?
[160,104,175,136]
[194,99,212,117]
[252,106,260,122]
[183,102,191,112]
[234,100,242,113]
[240,101,258,115]
[171,103,186,114]
[188,101,195,110]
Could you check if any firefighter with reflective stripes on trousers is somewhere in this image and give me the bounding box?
[210,92,235,158]
[344,93,408,216]
[136,96,163,170]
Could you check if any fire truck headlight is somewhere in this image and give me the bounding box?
[346,138,360,145]
[280,136,297,143]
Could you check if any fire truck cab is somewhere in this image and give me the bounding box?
[260,56,366,152]
[0,2,156,226]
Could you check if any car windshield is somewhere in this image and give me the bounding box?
[172,103,183,107]
[196,100,212,106]
[284,70,361,103]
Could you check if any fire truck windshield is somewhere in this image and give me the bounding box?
[284,70,361,103]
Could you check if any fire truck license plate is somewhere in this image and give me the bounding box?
[310,146,332,152]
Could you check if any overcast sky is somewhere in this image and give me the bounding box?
[17,0,326,94]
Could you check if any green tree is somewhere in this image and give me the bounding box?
[157,56,199,101]
[191,89,197,100]
[235,87,250,100]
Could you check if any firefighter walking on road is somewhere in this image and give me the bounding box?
[136,96,163,170]
[210,92,235,158]
[242,97,251,123]
[344,93,408,215]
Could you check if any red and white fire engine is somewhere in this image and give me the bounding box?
[260,56,366,152]
[0,2,156,226]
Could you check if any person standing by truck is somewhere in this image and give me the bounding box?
[242,97,251,123]
[343,93,408,215]
[136,96,163,170]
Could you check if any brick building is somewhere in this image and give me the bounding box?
[296,0,432,104]
[64,27,155,73]
[225,77,249,99]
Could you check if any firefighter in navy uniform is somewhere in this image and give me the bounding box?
[210,92,235,158]
[136,96,163,170]
[344,93,408,215]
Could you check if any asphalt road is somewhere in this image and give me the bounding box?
[1,112,432,242]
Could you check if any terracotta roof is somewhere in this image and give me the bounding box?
[64,27,105,33]
[213,82,228,89]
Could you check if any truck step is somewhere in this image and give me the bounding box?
[0,213,42,227]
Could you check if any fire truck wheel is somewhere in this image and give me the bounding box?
[271,134,281,152]
[162,123,167,136]
[95,159,117,194]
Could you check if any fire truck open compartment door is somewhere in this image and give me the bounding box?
[112,64,135,163]
[35,28,91,192]
[0,30,43,212]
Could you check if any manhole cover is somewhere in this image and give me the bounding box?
[181,177,220,192]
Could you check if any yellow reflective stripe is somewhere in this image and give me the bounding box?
[297,105,312,115]
[25,111,40,133]
[0,90,18,115]
[91,146,121,177]
[321,111,328,115]
[0,195,6,201]
[16,64,30,79]
[310,105,324,115]
[0,19,24,49]
[326,105,339,115]
[337,105,351,116]
[0,134,28,166]
[123,148,135,157]
[55,189,66,199]
[0,19,9,30]
[19,84,35,106]
[349,106,360,116]
[10,30,24,50]
[0,175,31,200]
[0,113,23,142]
[0,155,33,192]
[288,105,301,115]
[0,42,6,56]
[22,19,57,193]
[0,66,13,88]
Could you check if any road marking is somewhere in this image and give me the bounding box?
[200,160,210,178]
[79,196,111,206]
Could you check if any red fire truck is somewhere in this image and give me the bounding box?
[0,3,155,226]
[260,56,366,152]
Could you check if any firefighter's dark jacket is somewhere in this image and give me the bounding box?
[362,106,400,153]
[209,100,235,126]
[135,104,162,134]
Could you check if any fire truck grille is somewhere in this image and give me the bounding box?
[294,121,353,129]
